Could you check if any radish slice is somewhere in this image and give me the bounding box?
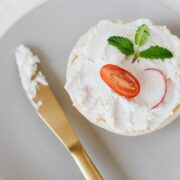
[144,68,167,109]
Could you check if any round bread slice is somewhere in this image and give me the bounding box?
[65,19,180,136]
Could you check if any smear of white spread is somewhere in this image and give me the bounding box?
[65,19,180,133]
[15,44,48,109]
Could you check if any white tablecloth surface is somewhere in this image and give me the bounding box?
[0,0,48,38]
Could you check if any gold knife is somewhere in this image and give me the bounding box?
[16,46,103,180]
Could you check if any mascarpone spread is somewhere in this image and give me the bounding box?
[16,45,48,109]
[65,19,180,133]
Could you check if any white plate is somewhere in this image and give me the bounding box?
[0,0,180,179]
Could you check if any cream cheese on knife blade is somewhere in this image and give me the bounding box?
[65,19,180,133]
[15,45,48,109]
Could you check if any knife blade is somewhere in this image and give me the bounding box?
[16,45,102,180]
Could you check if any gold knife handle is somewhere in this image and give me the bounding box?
[69,141,103,180]
[34,85,102,179]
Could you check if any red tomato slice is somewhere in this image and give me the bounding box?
[100,64,140,98]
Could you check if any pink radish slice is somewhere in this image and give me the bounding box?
[144,68,167,109]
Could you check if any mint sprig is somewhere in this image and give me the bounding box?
[135,24,149,47]
[132,24,150,63]
[108,36,134,56]
[139,45,173,60]
[107,24,173,63]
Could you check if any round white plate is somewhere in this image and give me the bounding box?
[0,0,180,179]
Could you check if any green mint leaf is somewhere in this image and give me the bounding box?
[108,36,134,56]
[139,45,173,60]
[135,24,149,47]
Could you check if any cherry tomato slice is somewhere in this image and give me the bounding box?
[100,64,140,98]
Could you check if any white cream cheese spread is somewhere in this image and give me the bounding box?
[15,44,48,109]
[65,19,180,134]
